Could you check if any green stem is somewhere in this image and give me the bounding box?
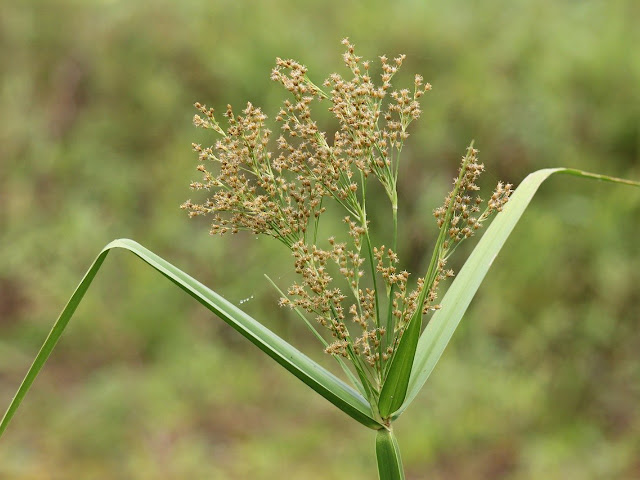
[363,224,384,380]
[384,199,399,355]
[375,428,405,480]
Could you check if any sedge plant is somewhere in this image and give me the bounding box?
[1,39,639,479]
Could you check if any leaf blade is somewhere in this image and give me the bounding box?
[395,168,640,417]
[377,311,421,418]
[0,239,382,438]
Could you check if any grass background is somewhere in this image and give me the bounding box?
[1,1,639,478]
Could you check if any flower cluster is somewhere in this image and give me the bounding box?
[434,146,512,246]
[183,40,510,391]
[183,101,325,246]
[423,146,513,310]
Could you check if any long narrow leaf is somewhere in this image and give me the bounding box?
[377,313,420,418]
[0,239,382,437]
[395,168,640,417]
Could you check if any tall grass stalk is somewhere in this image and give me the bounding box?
[1,41,638,478]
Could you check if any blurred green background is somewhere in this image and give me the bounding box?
[1,1,639,478]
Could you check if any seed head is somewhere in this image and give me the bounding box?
[183,40,510,386]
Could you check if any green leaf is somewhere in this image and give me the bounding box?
[376,428,405,480]
[377,310,421,418]
[0,239,382,438]
[394,168,640,417]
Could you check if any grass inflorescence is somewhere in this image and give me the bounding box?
[182,39,512,409]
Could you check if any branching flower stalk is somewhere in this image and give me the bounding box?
[182,39,512,414]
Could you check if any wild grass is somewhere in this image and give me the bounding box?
[1,40,639,479]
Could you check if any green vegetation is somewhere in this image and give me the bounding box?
[1,1,639,478]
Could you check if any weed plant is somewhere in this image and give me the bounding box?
[1,40,638,479]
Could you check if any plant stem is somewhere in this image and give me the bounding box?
[384,198,399,355]
[375,427,405,480]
